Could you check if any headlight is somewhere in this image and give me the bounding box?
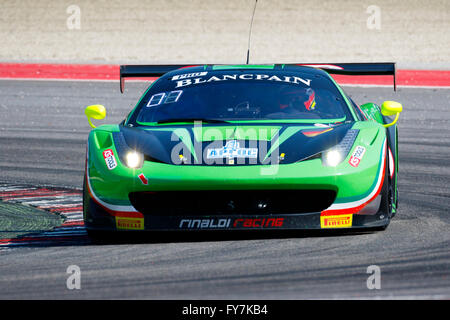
[321,129,359,167]
[323,150,342,167]
[125,151,143,168]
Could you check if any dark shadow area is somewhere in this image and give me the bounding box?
[0,226,385,249]
[87,227,384,246]
[0,231,90,249]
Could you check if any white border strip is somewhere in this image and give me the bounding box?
[388,147,394,179]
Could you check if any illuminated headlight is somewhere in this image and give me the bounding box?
[125,151,143,168]
[323,150,342,167]
[321,129,359,167]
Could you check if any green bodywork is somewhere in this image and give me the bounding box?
[360,103,384,124]
[86,65,395,211]
[87,121,386,207]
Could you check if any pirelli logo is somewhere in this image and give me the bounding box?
[115,217,144,230]
[320,214,353,229]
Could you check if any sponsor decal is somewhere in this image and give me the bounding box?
[302,128,333,138]
[206,140,258,159]
[171,72,207,81]
[102,149,117,170]
[179,218,231,229]
[138,173,148,185]
[233,218,284,228]
[116,217,144,230]
[320,214,353,228]
[147,90,183,107]
[175,73,311,88]
[179,217,285,229]
[349,146,366,167]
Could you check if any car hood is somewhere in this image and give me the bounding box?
[114,123,354,165]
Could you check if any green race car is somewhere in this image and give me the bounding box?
[83,63,402,235]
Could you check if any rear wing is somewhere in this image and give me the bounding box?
[119,65,199,93]
[119,62,396,93]
[294,63,397,91]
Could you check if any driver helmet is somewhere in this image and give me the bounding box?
[279,87,316,111]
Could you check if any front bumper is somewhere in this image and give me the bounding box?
[83,186,390,232]
[84,203,390,233]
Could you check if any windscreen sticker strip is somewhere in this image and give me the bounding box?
[172,73,312,88]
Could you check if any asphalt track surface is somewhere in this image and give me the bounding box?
[0,79,449,299]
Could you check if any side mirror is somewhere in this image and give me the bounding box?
[85,105,106,128]
[381,101,402,128]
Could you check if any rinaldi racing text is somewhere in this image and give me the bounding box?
[179,218,284,229]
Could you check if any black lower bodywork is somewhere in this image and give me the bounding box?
[83,175,392,235]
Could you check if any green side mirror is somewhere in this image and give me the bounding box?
[85,105,106,128]
[381,101,402,127]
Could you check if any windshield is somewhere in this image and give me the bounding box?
[128,70,353,125]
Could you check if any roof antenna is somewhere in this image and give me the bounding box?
[246,0,258,64]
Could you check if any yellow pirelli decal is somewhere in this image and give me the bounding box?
[320,214,353,229]
[115,217,144,230]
